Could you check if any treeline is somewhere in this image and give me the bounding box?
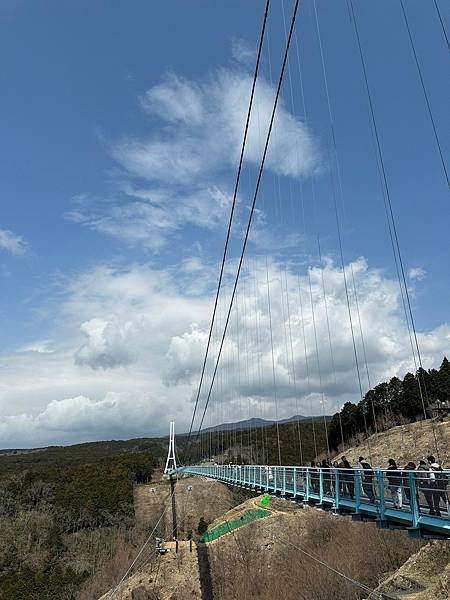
[195,418,328,466]
[328,357,450,450]
[0,436,167,478]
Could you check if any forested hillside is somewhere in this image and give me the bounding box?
[328,357,450,451]
[0,439,163,599]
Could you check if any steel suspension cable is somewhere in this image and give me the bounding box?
[308,268,331,462]
[312,0,375,458]
[265,257,282,465]
[297,271,318,459]
[317,236,346,450]
[292,18,330,461]
[194,0,301,442]
[280,0,305,466]
[400,0,449,188]
[185,0,271,452]
[349,261,378,434]
[284,267,304,464]
[433,0,450,49]
[107,473,179,599]
[348,0,441,458]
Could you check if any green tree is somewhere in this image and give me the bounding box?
[387,376,404,416]
[401,372,424,419]
[438,357,450,403]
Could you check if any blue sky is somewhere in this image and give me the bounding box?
[0,0,449,447]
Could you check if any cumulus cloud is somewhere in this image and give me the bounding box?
[0,392,169,448]
[0,257,448,448]
[164,326,208,386]
[74,319,137,369]
[164,257,450,420]
[0,227,26,255]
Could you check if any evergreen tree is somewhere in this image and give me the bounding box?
[399,372,424,419]
[438,357,450,403]
[327,357,449,451]
[426,367,440,400]
[387,376,404,416]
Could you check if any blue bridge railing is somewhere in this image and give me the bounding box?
[179,464,450,538]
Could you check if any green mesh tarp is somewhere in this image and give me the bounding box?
[260,494,271,508]
[200,508,271,543]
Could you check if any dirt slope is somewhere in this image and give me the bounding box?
[99,540,202,600]
[337,419,450,467]
[375,540,450,599]
[134,475,238,538]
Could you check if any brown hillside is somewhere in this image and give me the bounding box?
[375,540,450,599]
[336,418,450,467]
[134,475,244,539]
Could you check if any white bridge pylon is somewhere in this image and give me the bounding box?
[164,421,177,474]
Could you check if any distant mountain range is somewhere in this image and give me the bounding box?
[185,414,330,435]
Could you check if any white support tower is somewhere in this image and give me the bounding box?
[164,421,177,474]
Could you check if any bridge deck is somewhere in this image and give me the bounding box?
[178,465,450,539]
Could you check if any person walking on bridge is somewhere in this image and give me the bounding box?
[416,460,434,514]
[402,461,417,507]
[428,455,449,517]
[310,461,319,494]
[321,458,331,495]
[340,456,354,499]
[387,458,402,509]
[357,456,375,503]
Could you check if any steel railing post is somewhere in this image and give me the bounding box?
[335,470,340,510]
[293,467,297,498]
[377,470,386,521]
[355,470,361,513]
[409,472,419,528]
[319,469,323,503]
[306,468,310,501]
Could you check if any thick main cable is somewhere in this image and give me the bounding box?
[434,0,450,49]
[348,0,440,458]
[400,0,449,188]
[195,0,301,441]
[185,0,271,453]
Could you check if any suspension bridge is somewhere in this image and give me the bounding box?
[110,0,449,596]
[173,0,450,540]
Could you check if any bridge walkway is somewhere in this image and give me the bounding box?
[179,464,450,539]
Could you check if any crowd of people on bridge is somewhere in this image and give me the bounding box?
[310,454,449,518]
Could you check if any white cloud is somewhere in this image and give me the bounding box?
[0,257,448,448]
[0,393,169,447]
[17,340,54,354]
[231,38,256,66]
[70,58,320,251]
[408,267,426,281]
[66,186,232,252]
[0,228,26,255]
[74,318,137,369]
[164,257,450,419]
